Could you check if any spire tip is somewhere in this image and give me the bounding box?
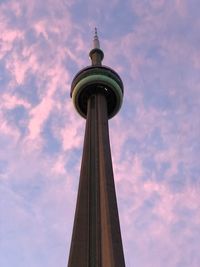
[94,27,98,37]
[93,27,100,49]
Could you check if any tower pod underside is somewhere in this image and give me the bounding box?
[71,66,124,119]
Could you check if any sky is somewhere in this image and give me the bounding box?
[0,0,200,266]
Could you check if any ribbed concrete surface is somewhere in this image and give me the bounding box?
[68,93,125,267]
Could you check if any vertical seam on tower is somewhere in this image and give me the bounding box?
[97,94,102,267]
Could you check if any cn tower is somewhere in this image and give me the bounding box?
[68,29,125,267]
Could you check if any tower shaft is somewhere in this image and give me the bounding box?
[68,93,125,267]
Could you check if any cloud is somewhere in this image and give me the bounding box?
[1,0,200,266]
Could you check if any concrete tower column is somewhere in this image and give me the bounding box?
[68,29,125,267]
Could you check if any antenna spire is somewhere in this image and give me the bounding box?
[89,27,104,65]
[93,27,100,49]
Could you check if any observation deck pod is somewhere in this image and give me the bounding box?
[70,65,124,119]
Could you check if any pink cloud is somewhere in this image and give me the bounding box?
[0,1,199,266]
[0,27,23,59]
[60,120,83,151]
[1,93,31,109]
[175,0,187,17]
[51,155,66,175]
[0,114,20,142]
[34,20,49,39]
[27,71,69,140]
[28,97,53,140]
